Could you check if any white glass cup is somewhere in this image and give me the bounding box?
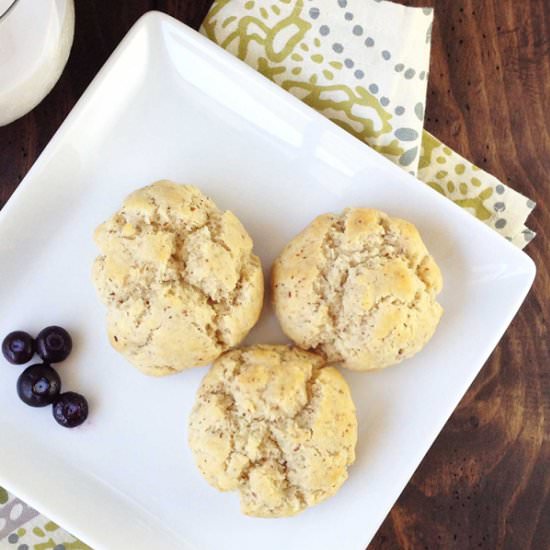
[0,0,75,126]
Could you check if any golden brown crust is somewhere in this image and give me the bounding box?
[272,208,443,371]
[188,345,357,517]
[92,181,264,375]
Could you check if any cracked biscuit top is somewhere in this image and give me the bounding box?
[272,208,443,371]
[92,180,264,376]
[188,345,357,517]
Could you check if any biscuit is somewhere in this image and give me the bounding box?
[272,208,443,371]
[92,180,263,375]
[188,345,357,517]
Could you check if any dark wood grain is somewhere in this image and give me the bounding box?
[0,1,548,548]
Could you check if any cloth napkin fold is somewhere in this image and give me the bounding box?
[201,0,536,247]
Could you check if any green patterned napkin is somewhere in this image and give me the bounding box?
[419,131,535,246]
[0,487,90,549]
[201,0,535,247]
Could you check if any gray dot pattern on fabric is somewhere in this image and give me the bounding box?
[395,128,419,141]
[18,545,29,550]
[426,21,433,43]
[494,202,506,212]
[8,534,18,544]
[399,146,419,167]
[297,0,486,212]
[54,545,66,550]
[495,219,507,229]
[309,7,320,19]
[496,185,505,194]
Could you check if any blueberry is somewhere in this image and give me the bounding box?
[52,392,88,428]
[17,364,61,407]
[2,331,35,364]
[36,326,72,363]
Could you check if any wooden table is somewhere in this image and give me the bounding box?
[0,1,547,548]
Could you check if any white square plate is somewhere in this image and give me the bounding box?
[0,12,535,550]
